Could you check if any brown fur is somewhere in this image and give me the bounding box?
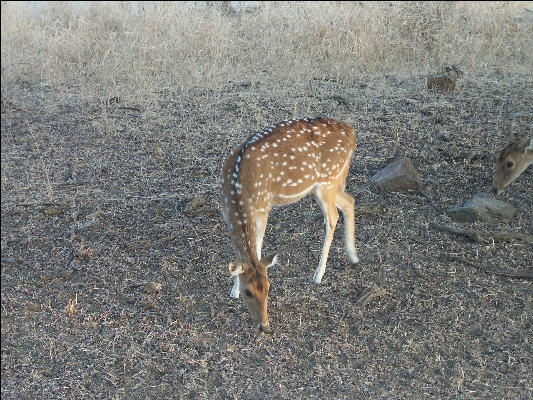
[427,65,462,90]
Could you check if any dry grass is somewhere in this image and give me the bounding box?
[2,2,532,102]
[2,2,533,399]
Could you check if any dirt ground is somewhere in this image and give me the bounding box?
[1,72,532,399]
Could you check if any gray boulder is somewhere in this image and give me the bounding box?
[372,157,422,192]
[447,193,514,222]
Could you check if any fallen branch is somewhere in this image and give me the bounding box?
[445,255,533,281]
[16,202,63,207]
[429,223,533,245]
[355,286,388,307]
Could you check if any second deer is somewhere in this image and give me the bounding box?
[220,117,359,332]
[492,132,533,194]
[427,65,462,90]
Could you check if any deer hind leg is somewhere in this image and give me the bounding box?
[313,186,339,284]
[335,190,359,264]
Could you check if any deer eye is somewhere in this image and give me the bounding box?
[506,161,514,168]
[245,289,253,298]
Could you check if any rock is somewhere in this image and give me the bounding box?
[189,196,206,209]
[447,193,514,222]
[145,282,162,294]
[468,323,483,337]
[24,302,41,313]
[372,157,422,192]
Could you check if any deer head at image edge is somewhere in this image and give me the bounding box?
[492,131,533,194]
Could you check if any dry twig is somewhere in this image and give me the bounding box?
[355,286,388,307]
[444,255,533,281]
[429,223,533,245]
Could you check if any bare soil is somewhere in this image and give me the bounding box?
[1,72,532,399]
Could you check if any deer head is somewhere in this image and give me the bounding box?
[492,132,533,194]
[228,253,277,333]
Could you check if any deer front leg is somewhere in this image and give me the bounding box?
[313,187,339,284]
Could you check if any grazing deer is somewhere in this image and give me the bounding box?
[427,65,462,90]
[492,132,533,194]
[220,117,359,332]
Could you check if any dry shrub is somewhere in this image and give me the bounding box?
[2,1,532,100]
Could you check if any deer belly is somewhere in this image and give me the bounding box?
[271,183,317,205]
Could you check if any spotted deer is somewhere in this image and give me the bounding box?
[220,117,359,332]
[492,132,533,194]
[427,65,462,90]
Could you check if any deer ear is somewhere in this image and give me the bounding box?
[506,128,516,144]
[445,67,452,72]
[228,262,245,277]
[261,252,278,269]
[525,138,533,152]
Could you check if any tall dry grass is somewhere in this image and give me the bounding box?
[2,1,532,101]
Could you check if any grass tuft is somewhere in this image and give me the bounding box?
[2,2,532,101]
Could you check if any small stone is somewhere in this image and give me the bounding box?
[145,282,162,294]
[468,323,483,337]
[189,196,206,209]
[448,193,514,222]
[372,157,422,192]
[85,211,102,220]
[24,302,41,313]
